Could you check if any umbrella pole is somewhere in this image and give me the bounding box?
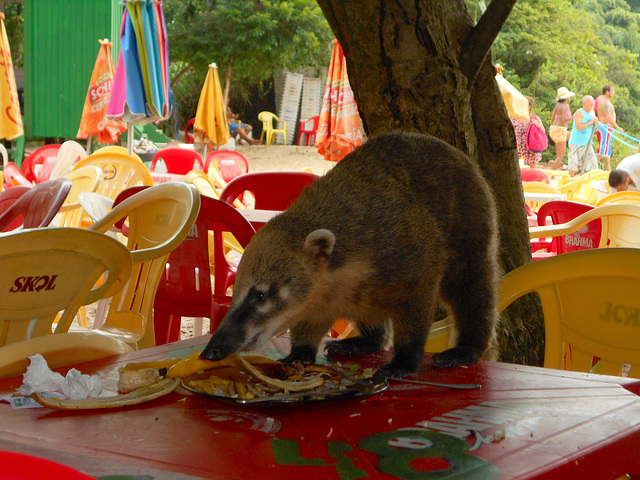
[86,136,92,155]
[127,122,134,156]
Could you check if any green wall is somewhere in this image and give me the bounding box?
[24,0,122,138]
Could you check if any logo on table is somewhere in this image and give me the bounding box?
[600,302,640,325]
[10,275,58,293]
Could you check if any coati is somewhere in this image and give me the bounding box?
[201,132,499,376]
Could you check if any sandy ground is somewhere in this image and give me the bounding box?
[234,144,335,176]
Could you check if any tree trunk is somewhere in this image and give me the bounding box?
[316,0,544,365]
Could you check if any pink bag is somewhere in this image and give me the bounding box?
[527,115,548,152]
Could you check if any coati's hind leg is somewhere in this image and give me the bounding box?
[431,256,498,368]
[326,323,388,356]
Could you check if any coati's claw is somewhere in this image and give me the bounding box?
[431,346,483,368]
[282,345,316,365]
[326,337,383,356]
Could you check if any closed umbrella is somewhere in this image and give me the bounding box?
[77,39,128,153]
[0,12,23,142]
[193,63,229,147]
[315,40,363,162]
[107,0,171,154]
[495,66,529,121]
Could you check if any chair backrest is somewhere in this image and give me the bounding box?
[557,168,604,188]
[0,228,132,346]
[50,140,87,180]
[21,144,62,183]
[557,181,580,201]
[150,147,204,174]
[3,161,32,188]
[521,168,550,183]
[220,171,318,211]
[56,166,104,228]
[0,178,72,232]
[0,186,30,232]
[498,248,640,377]
[184,169,219,198]
[88,182,201,349]
[522,181,562,213]
[536,201,597,254]
[204,149,249,181]
[154,195,256,337]
[73,150,154,200]
[530,203,640,249]
[185,118,195,144]
[595,190,640,207]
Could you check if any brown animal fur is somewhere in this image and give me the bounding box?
[202,132,499,376]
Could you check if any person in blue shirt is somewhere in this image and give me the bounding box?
[567,95,599,177]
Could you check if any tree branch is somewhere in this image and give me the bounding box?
[459,0,517,86]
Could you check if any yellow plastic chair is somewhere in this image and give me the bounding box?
[0,228,132,346]
[499,248,640,377]
[50,140,87,180]
[87,182,201,350]
[557,181,580,201]
[595,190,640,207]
[522,181,562,213]
[72,150,153,200]
[206,166,245,209]
[426,248,640,378]
[184,169,218,199]
[258,111,287,145]
[530,204,640,249]
[55,166,104,228]
[557,168,604,188]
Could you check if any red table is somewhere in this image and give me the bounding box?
[2,335,640,480]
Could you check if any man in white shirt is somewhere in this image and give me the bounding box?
[608,153,640,192]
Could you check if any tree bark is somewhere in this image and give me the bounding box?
[316,0,543,365]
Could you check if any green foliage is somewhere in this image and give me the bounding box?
[492,0,640,165]
[164,0,333,126]
[3,3,23,67]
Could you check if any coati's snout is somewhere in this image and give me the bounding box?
[200,228,337,362]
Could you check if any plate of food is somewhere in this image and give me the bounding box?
[181,354,388,405]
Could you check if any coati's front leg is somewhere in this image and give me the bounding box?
[282,319,333,365]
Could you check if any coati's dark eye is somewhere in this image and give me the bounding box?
[255,291,267,303]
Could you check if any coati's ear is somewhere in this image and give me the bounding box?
[304,229,336,260]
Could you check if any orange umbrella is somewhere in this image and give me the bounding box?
[194,63,230,147]
[77,39,127,151]
[0,12,23,141]
[315,40,363,162]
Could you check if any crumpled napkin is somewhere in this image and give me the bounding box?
[17,354,102,400]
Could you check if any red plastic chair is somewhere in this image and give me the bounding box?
[521,168,550,184]
[220,171,318,212]
[150,147,204,174]
[185,118,195,144]
[204,149,249,182]
[296,115,320,146]
[3,162,33,188]
[533,201,598,258]
[0,178,72,232]
[0,186,30,231]
[153,195,257,344]
[21,144,62,183]
[0,450,95,480]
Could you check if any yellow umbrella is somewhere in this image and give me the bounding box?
[194,63,229,147]
[495,66,529,121]
[0,12,23,141]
